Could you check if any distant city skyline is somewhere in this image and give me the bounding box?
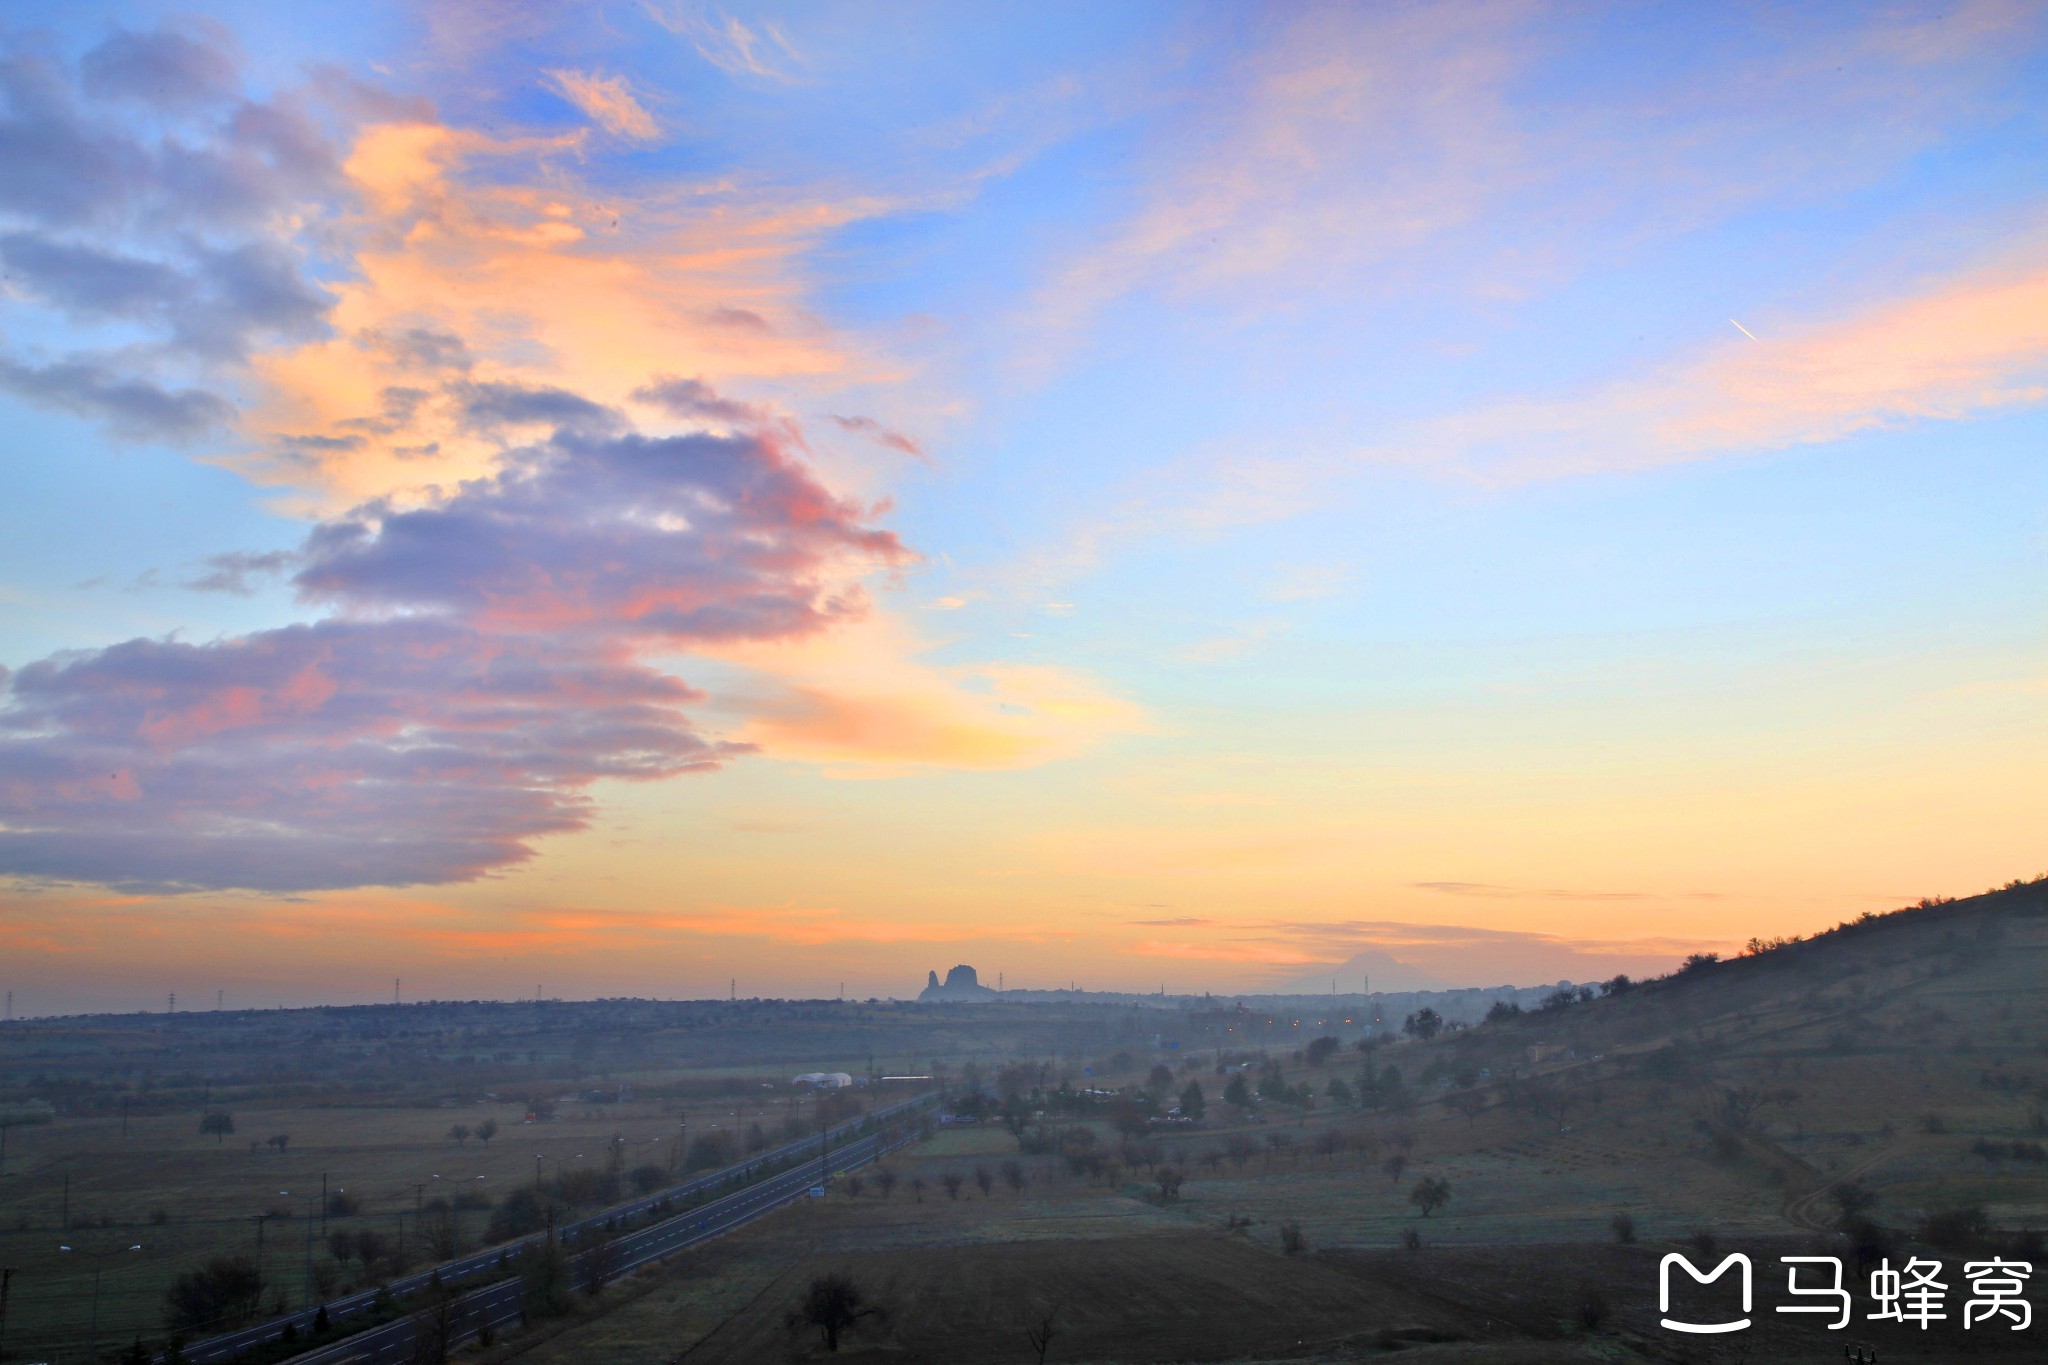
[5,4,2048,1015]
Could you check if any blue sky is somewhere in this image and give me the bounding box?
[4,2,2048,1012]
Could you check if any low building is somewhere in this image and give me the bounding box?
[794,1071,854,1088]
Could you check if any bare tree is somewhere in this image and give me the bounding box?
[1155,1167,1184,1201]
[1225,1134,1256,1170]
[420,1204,461,1261]
[352,1228,392,1277]
[1263,1131,1295,1169]
[1382,1153,1408,1186]
[476,1118,498,1147]
[872,1167,898,1201]
[408,1283,469,1365]
[1524,1078,1573,1133]
[199,1112,235,1144]
[1408,1175,1451,1217]
[447,1124,470,1146]
[1445,1090,1485,1127]
[909,1175,926,1203]
[941,1171,964,1200]
[1023,1300,1059,1364]
[973,1164,995,1197]
[1000,1159,1026,1194]
[788,1273,884,1353]
[581,1233,621,1297]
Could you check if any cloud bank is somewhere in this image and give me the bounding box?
[0,389,906,892]
[0,23,360,439]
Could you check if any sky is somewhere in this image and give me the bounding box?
[4,2,2048,1014]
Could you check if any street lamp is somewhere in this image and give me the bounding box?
[280,1189,320,1309]
[58,1241,139,1363]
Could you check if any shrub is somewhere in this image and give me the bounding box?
[517,1239,574,1318]
[163,1256,265,1332]
[1609,1212,1635,1244]
[1279,1221,1308,1255]
[1576,1289,1611,1331]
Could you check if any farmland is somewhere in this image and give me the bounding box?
[4,883,2048,1361]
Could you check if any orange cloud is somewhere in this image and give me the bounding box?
[543,69,662,140]
[712,615,1148,773]
[243,115,907,509]
[1423,246,2048,481]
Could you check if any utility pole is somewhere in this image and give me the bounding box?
[167,992,175,1013]
[3,989,11,1020]
[321,1173,329,1234]
[394,978,400,1006]
[305,1197,314,1307]
[216,989,224,1010]
[729,978,735,1001]
[0,1263,14,1363]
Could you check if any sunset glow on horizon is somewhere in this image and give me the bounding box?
[5,2,2048,1014]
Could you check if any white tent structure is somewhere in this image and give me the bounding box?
[793,1071,854,1088]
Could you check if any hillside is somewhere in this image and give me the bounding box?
[489,884,2048,1364]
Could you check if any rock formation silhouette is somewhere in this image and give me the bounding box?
[918,963,995,1001]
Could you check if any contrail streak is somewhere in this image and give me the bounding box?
[1729,318,1760,342]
